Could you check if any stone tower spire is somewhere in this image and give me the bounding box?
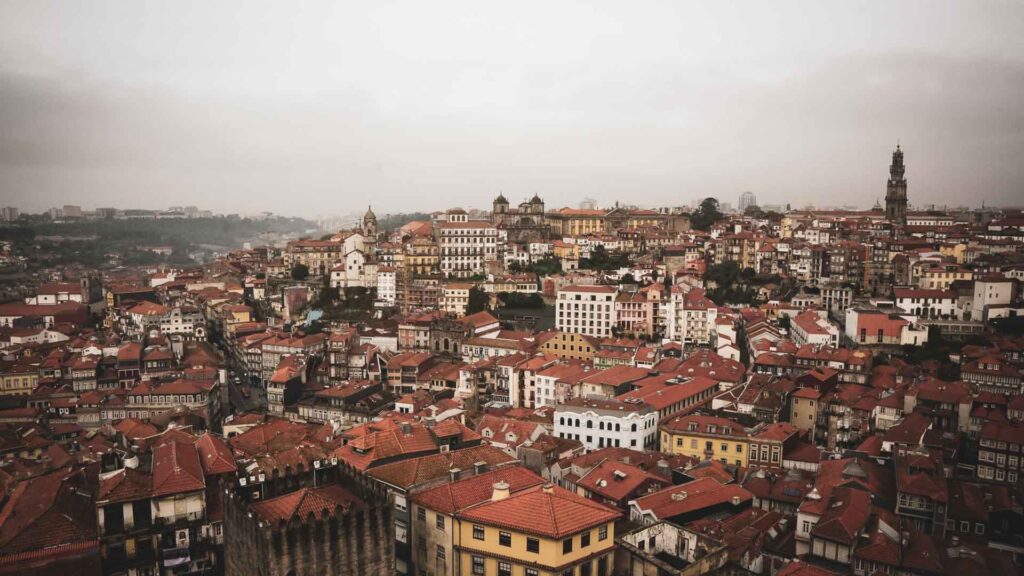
[885,144,908,225]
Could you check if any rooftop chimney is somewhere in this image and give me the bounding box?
[542,482,555,494]
[492,481,511,501]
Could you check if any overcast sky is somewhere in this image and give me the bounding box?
[1,1,1022,218]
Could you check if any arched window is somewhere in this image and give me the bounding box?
[586,420,593,429]
[631,423,638,432]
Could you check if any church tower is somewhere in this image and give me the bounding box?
[885,144,908,225]
[362,205,377,238]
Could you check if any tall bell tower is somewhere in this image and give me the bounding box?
[885,144,908,225]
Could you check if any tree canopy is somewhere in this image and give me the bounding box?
[691,197,724,231]
[466,287,491,315]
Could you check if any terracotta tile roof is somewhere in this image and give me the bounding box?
[251,484,363,525]
[113,418,159,440]
[334,421,441,471]
[752,422,799,442]
[777,560,841,576]
[980,420,1024,444]
[367,445,517,490]
[151,440,205,497]
[577,459,665,503]
[457,483,620,539]
[810,487,871,544]
[0,468,97,555]
[412,466,545,515]
[460,311,500,329]
[559,284,617,294]
[790,385,823,399]
[660,414,749,437]
[631,477,752,521]
[98,467,152,504]
[195,433,237,476]
[580,365,650,387]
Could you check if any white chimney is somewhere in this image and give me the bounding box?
[492,481,511,501]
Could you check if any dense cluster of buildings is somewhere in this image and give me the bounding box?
[0,146,1023,575]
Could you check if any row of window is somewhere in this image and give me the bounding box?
[558,418,649,432]
[674,437,744,454]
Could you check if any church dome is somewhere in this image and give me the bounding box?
[364,205,377,221]
[494,193,509,204]
[530,193,543,204]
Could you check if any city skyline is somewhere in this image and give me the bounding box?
[2,1,1023,217]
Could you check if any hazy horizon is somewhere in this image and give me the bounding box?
[2,1,1023,219]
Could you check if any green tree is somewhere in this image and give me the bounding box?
[744,204,767,219]
[691,197,724,231]
[291,263,310,280]
[466,287,490,315]
[497,292,544,308]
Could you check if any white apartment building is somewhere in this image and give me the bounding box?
[791,310,840,347]
[893,288,958,319]
[664,286,718,347]
[554,397,658,450]
[556,285,617,338]
[377,267,396,306]
[440,283,472,317]
[971,274,1015,321]
[438,209,499,278]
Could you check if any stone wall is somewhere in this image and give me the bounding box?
[224,487,394,576]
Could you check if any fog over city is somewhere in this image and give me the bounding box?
[2,1,1023,216]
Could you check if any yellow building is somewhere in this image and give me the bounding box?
[536,331,599,362]
[547,209,607,237]
[406,238,440,276]
[789,388,821,444]
[412,467,619,576]
[659,414,750,467]
[552,241,581,262]
[455,481,619,576]
[938,242,968,265]
[411,466,545,576]
[0,362,38,396]
[918,265,972,290]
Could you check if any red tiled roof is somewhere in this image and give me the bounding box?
[152,440,205,497]
[195,433,237,476]
[559,284,617,294]
[777,561,841,576]
[457,483,620,539]
[631,477,752,520]
[810,487,871,544]
[98,467,152,504]
[251,484,363,524]
[578,458,665,503]
[367,445,517,489]
[0,468,96,554]
[412,466,545,515]
[661,414,748,437]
